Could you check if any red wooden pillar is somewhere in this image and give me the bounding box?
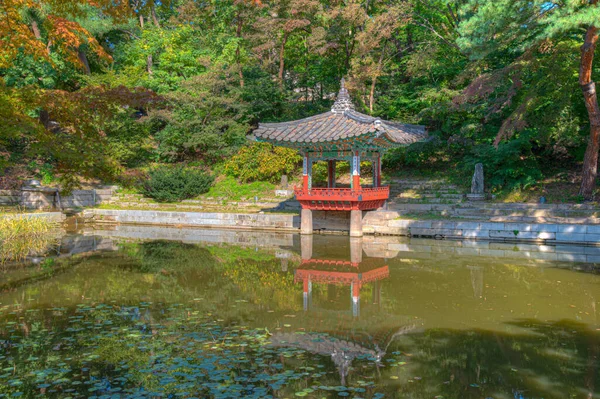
[327,160,336,188]
[352,151,361,191]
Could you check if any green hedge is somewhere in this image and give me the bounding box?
[143,166,214,202]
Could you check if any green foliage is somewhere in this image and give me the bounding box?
[465,133,543,191]
[143,166,214,202]
[1,0,596,193]
[225,142,301,183]
[151,64,250,163]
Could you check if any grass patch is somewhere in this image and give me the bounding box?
[201,176,277,201]
[0,215,59,263]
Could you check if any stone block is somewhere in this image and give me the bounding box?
[584,234,600,244]
[503,223,540,232]
[537,232,556,240]
[585,225,600,234]
[462,229,490,239]
[430,221,456,229]
[479,222,505,231]
[557,225,587,234]
[454,222,481,230]
[410,228,462,237]
[388,219,411,228]
[555,233,586,243]
[490,230,539,239]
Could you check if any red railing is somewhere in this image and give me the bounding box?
[293,186,390,211]
[294,186,389,202]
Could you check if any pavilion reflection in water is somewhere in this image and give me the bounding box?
[296,236,389,318]
[271,236,421,385]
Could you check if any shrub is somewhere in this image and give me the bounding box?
[143,166,214,202]
[224,142,301,183]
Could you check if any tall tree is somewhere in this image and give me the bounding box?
[457,0,600,199]
[252,0,321,88]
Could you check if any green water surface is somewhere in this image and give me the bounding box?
[0,231,599,399]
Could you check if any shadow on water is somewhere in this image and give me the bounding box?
[0,228,599,398]
[387,319,600,399]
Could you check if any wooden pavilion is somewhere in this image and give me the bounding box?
[254,79,427,236]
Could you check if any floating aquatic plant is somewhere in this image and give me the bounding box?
[0,302,385,398]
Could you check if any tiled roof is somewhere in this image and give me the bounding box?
[254,79,427,149]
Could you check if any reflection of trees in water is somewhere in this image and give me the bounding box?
[394,320,600,399]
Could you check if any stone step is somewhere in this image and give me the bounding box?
[390,199,462,205]
[391,193,464,199]
[489,215,600,224]
[461,203,600,211]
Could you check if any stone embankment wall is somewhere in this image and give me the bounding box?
[0,187,115,209]
[364,211,600,245]
[81,209,600,245]
[83,209,299,231]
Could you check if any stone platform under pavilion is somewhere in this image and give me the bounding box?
[254,79,427,236]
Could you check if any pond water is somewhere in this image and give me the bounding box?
[1,227,599,399]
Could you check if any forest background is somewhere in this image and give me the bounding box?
[2,0,600,201]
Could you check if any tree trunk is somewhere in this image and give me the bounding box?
[151,5,160,28]
[579,22,600,200]
[146,54,153,75]
[30,20,50,55]
[31,19,42,40]
[369,47,386,113]
[78,49,91,75]
[236,15,245,88]
[139,14,144,29]
[278,33,289,89]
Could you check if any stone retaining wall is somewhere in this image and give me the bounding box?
[83,209,300,231]
[1,187,116,210]
[0,190,20,206]
[80,209,600,245]
[363,211,600,245]
[23,188,116,209]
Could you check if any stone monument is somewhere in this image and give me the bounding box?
[467,163,485,201]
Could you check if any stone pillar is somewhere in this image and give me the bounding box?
[327,160,337,188]
[351,151,361,190]
[351,282,360,318]
[300,209,313,235]
[300,233,313,259]
[349,209,363,237]
[349,237,363,264]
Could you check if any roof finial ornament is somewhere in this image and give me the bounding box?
[331,77,355,114]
